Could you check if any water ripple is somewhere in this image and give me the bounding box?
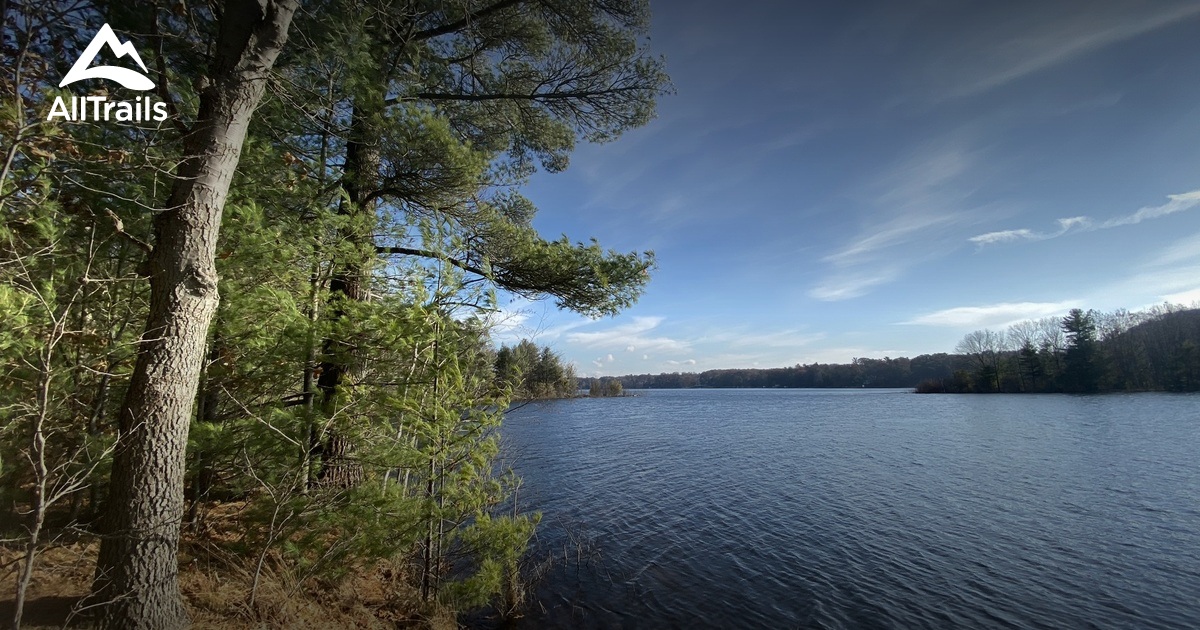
[496,390,1200,629]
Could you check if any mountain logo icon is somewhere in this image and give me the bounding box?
[59,23,155,91]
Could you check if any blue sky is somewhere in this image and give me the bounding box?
[494,0,1200,376]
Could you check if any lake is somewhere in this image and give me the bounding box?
[496,389,1200,629]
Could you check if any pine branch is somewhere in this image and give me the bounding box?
[409,0,529,42]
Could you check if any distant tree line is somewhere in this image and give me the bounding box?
[613,354,963,389]
[495,340,579,399]
[604,305,1200,394]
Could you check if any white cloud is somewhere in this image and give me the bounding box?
[665,359,697,366]
[1058,216,1092,230]
[823,144,974,265]
[968,228,1037,245]
[642,354,649,360]
[1148,231,1200,267]
[625,345,636,352]
[968,216,1091,246]
[701,329,827,348]
[903,301,1079,328]
[1090,263,1200,310]
[566,316,690,353]
[536,319,594,340]
[1100,190,1200,228]
[809,269,901,302]
[484,306,531,341]
[759,124,825,153]
[970,190,1200,248]
[811,138,985,300]
[1162,287,1200,306]
[932,3,1200,99]
[487,299,599,345]
[823,214,957,266]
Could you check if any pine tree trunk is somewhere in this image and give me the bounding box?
[315,102,379,487]
[90,3,297,628]
[315,255,368,486]
[316,433,364,487]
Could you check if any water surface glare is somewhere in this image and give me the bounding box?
[498,389,1200,629]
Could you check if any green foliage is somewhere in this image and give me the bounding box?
[932,306,1200,393]
[0,27,151,524]
[1061,308,1100,393]
[1169,340,1200,391]
[194,297,533,608]
[1018,341,1045,391]
[265,0,665,320]
[440,511,539,610]
[495,340,577,399]
[587,378,623,397]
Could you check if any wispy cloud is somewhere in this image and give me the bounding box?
[902,301,1079,328]
[967,228,1036,245]
[1089,253,1200,310]
[969,190,1200,248]
[1100,190,1200,227]
[483,305,532,343]
[926,2,1200,100]
[700,329,826,349]
[810,268,901,302]
[486,299,598,346]
[809,139,984,301]
[969,216,1090,245]
[1148,230,1200,267]
[566,316,691,353]
[1162,287,1200,306]
[823,214,958,266]
[758,123,828,154]
[1088,231,1200,308]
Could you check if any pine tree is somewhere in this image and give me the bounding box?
[1061,308,1100,393]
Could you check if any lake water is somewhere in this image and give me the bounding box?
[497,389,1200,629]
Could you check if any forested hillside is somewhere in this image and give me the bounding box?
[0,1,667,627]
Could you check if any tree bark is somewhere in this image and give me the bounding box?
[90,2,297,628]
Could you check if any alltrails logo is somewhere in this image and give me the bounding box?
[46,24,168,123]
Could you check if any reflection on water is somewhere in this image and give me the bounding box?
[497,389,1200,629]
